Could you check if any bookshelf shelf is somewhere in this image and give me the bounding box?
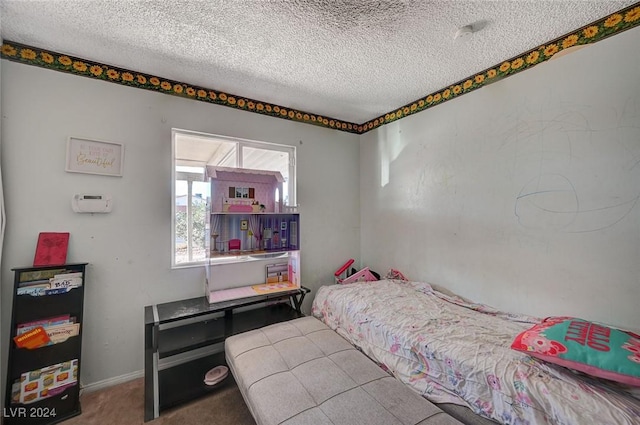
[157,302,307,358]
[11,336,82,379]
[13,288,84,324]
[4,263,87,425]
[158,351,232,410]
[157,320,226,359]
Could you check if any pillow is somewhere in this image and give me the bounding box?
[511,316,640,386]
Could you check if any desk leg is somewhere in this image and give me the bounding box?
[144,313,160,421]
[290,292,306,315]
[224,310,233,336]
[144,322,153,421]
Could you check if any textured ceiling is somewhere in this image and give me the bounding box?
[1,1,638,124]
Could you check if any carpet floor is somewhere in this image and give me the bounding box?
[64,376,255,425]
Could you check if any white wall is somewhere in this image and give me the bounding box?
[0,61,360,387]
[360,27,640,331]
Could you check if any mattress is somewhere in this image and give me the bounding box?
[311,280,640,425]
[225,316,464,425]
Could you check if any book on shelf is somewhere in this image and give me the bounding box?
[13,326,51,349]
[49,272,83,289]
[19,268,67,283]
[17,270,83,296]
[17,286,79,296]
[14,315,79,349]
[43,322,80,344]
[11,359,78,404]
[15,315,79,348]
[16,280,50,289]
[33,232,70,267]
[17,314,72,334]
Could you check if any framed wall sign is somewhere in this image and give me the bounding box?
[65,137,125,177]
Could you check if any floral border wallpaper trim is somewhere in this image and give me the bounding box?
[359,3,640,133]
[1,4,639,135]
[0,42,360,134]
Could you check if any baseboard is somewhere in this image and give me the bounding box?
[80,369,143,394]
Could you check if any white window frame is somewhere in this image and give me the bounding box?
[174,170,205,265]
[172,129,296,268]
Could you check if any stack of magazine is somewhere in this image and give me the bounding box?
[13,268,82,350]
[17,269,83,296]
[11,359,78,404]
[14,314,80,349]
[10,267,83,405]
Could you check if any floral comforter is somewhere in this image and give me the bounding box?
[311,280,640,425]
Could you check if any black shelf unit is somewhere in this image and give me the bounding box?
[4,263,87,425]
[144,287,309,422]
[158,351,232,410]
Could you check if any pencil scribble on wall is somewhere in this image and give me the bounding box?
[512,96,640,233]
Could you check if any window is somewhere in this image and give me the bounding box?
[172,129,296,267]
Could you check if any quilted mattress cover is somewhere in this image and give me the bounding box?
[225,316,463,425]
